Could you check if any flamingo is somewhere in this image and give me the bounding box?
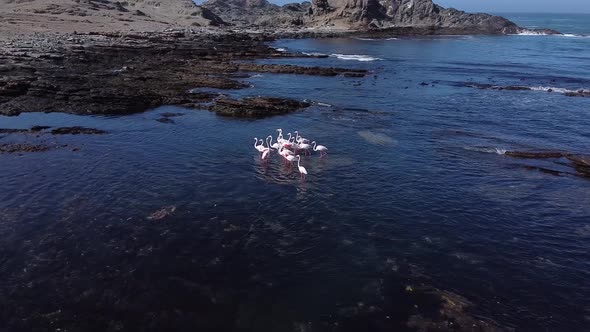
[269,135,280,150]
[254,138,265,152]
[279,146,294,157]
[312,141,328,157]
[294,131,310,144]
[297,142,312,155]
[282,133,294,148]
[296,155,308,179]
[261,136,271,160]
[278,146,295,165]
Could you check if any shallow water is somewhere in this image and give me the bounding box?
[2,15,590,332]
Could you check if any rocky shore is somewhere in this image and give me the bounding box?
[0,28,370,118]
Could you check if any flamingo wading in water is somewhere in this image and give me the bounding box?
[312,141,328,157]
[254,138,265,153]
[296,155,308,179]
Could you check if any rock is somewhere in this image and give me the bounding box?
[499,86,532,91]
[202,0,309,27]
[30,125,52,132]
[0,31,363,117]
[522,165,563,177]
[50,127,107,135]
[0,0,227,32]
[156,117,175,124]
[147,206,177,220]
[566,155,590,178]
[504,151,566,159]
[565,90,590,97]
[0,143,50,153]
[502,151,590,180]
[160,112,185,118]
[306,0,523,33]
[209,97,311,118]
[0,128,30,134]
[236,63,367,76]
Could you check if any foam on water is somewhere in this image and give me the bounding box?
[513,30,551,36]
[529,86,589,94]
[464,147,507,155]
[330,54,382,61]
[513,31,589,38]
[561,33,590,38]
[302,52,328,56]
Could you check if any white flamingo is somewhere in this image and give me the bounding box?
[296,155,308,179]
[294,131,310,144]
[254,138,265,152]
[312,141,328,157]
[269,135,280,150]
[261,136,271,160]
[297,142,312,155]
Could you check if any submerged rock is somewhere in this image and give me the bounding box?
[0,143,50,153]
[160,112,185,118]
[565,90,590,98]
[147,206,177,221]
[156,117,176,124]
[505,151,566,159]
[502,150,590,180]
[51,127,107,135]
[209,97,311,118]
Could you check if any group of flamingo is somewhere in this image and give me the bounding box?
[253,129,328,179]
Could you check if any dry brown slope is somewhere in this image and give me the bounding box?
[0,0,223,37]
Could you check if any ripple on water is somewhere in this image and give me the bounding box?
[357,130,398,146]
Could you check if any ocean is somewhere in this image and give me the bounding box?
[1,14,589,331]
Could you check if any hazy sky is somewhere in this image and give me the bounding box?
[435,0,590,13]
[263,0,590,13]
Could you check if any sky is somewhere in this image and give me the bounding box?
[262,0,590,14]
[435,0,590,14]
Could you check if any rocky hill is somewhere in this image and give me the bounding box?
[0,0,224,36]
[202,0,310,27]
[204,0,525,34]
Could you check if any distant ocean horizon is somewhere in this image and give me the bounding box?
[499,12,590,35]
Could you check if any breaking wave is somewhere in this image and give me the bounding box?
[302,52,328,57]
[330,54,382,62]
[513,30,589,38]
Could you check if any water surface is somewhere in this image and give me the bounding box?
[1,14,590,332]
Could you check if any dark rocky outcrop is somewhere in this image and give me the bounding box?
[0,30,364,116]
[51,127,107,135]
[502,150,590,180]
[565,90,590,97]
[464,83,589,98]
[0,143,50,153]
[209,97,311,117]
